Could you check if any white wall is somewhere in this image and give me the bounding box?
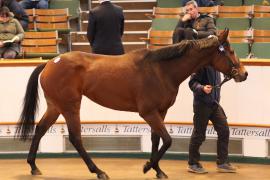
[0,65,270,157]
[0,66,269,125]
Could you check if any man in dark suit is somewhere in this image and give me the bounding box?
[87,0,125,55]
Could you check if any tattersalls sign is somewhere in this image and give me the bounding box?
[0,124,270,139]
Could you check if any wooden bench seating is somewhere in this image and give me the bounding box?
[21,31,60,58]
[25,8,71,33]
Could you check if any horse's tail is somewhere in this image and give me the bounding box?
[15,63,47,141]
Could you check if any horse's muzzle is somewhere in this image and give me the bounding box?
[234,71,248,82]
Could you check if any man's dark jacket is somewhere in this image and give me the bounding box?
[87,1,124,55]
[174,14,216,39]
[189,67,221,107]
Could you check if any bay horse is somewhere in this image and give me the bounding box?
[16,29,247,180]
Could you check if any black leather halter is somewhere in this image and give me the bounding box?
[213,43,240,89]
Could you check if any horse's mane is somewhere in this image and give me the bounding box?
[144,36,219,62]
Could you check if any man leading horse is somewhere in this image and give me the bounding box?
[173,0,238,174]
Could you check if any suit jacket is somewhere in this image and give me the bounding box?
[87,1,125,55]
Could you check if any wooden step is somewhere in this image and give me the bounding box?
[91,0,156,10]
[80,10,152,21]
[71,31,147,42]
[71,42,146,53]
[81,20,151,31]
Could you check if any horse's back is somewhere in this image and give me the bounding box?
[39,51,148,111]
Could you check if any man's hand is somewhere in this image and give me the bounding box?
[203,85,213,94]
[182,13,191,22]
[192,29,198,35]
[0,41,4,48]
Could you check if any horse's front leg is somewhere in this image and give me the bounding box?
[141,111,172,179]
[149,132,168,179]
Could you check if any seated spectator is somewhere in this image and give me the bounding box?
[182,0,217,7]
[0,0,29,30]
[0,6,24,59]
[20,0,49,9]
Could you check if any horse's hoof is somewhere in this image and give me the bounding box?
[143,161,152,174]
[97,172,110,180]
[31,168,42,175]
[156,171,168,179]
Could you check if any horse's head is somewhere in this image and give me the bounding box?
[212,29,248,82]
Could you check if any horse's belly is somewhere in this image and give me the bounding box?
[84,89,138,112]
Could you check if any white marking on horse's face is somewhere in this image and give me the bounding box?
[53,57,61,63]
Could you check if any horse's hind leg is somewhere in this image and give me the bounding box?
[63,111,109,180]
[27,105,60,175]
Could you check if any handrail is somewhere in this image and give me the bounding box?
[1,59,270,67]
[1,120,270,128]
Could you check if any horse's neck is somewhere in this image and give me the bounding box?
[160,50,212,88]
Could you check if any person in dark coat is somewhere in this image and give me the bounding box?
[173,0,236,174]
[0,0,29,31]
[87,0,125,55]
[19,0,49,9]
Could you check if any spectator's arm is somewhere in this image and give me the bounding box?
[188,69,205,95]
[87,11,96,46]
[197,17,216,38]
[14,18,24,42]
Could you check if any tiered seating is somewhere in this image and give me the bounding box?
[141,30,173,49]
[72,0,156,53]
[25,9,35,30]
[34,9,70,33]
[24,8,71,33]
[250,29,270,58]
[253,5,270,17]
[244,0,266,5]
[146,7,183,19]
[21,31,60,58]
[49,0,81,19]
[157,0,182,8]
[223,30,252,58]
[146,1,270,58]
[221,0,243,6]
[218,5,253,17]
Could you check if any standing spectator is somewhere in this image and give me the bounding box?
[0,0,29,31]
[20,0,49,9]
[173,0,236,174]
[87,0,125,55]
[0,6,24,59]
[182,0,217,7]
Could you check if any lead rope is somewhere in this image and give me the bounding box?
[213,76,232,89]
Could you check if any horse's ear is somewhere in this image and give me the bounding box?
[218,28,229,44]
